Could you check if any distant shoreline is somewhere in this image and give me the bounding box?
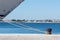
[0,19,60,23]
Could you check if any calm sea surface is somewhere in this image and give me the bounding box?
[0,22,60,34]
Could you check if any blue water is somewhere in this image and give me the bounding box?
[0,22,60,34]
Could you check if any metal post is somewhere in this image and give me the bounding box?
[46,28,52,34]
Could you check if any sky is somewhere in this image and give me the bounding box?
[4,0,60,20]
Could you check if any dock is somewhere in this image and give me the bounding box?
[0,34,60,40]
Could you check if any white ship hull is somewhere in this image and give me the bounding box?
[0,0,24,19]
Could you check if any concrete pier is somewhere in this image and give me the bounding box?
[0,34,60,40]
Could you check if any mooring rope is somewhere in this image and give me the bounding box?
[3,21,46,33]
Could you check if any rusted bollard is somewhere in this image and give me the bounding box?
[46,28,52,34]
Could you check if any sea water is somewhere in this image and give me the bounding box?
[0,22,60,34]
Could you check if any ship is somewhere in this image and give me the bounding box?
[0,0,24,19]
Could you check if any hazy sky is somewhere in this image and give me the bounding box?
[4,0,60,20]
